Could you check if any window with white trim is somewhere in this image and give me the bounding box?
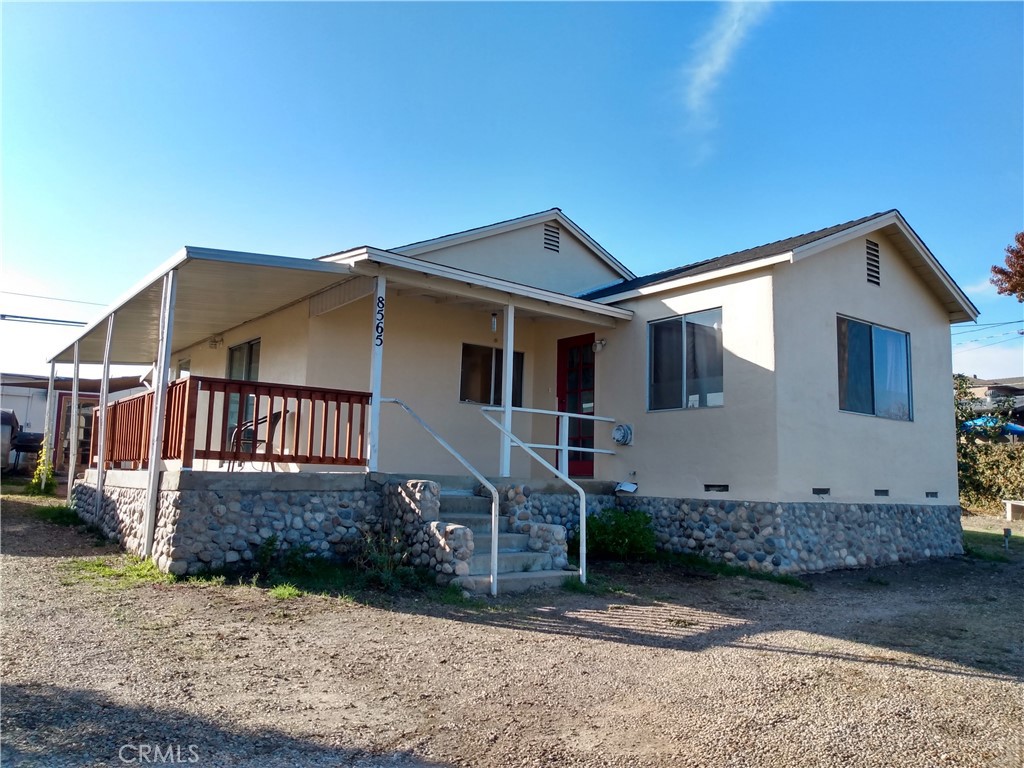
[837,317,911,420]
[648,308,723,410]
[459,344,524,407]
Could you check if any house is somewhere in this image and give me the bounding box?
[47,208,978,592]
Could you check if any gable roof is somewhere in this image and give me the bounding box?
[580,210,979,323]
[385,208,637,281]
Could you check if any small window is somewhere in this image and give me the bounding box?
[460,344,524,407]
[837,317,911,420]
[227,339,261,433]
[177,358,191,378]
[228,339,261,382]
[648,308,723,410]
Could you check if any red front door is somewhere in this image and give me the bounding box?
[556,333,596,478]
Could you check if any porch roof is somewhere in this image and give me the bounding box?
[50,244,632,366]
[49,247,354,365]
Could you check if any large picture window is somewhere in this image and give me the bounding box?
[460,344,524,407]
[648,308,723,410]
[837,317,911,420]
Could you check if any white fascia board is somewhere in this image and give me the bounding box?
[791,211,979,322]
[47,247,190,364]
[182,245,352,275]
[788,214,901,262]
[591,253,794,304]
[340,248,633,321]
[392,210,636,281]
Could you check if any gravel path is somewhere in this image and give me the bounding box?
[2,494,1022,767]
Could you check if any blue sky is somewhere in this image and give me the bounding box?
[2,1,1022,379]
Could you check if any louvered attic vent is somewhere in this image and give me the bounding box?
[866,239,881,286]
[543,223,560,252]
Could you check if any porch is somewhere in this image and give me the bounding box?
[46,244,631,594]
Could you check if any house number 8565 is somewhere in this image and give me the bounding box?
[374,296,385,346]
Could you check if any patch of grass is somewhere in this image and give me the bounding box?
[657,551,811,590]
[561,573,625,596]
[30,504,81,526]
[60,555,174,589]
[430,582,476,606]
[963,529,1019,563]
[2,475,31,487]
[865,574,891,586]
[269,583,302,600]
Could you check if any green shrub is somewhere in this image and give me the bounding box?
[961,443,1024,512]
[569,507,657,562]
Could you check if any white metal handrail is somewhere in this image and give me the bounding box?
[480,405,615,481]
[381,398,501,596]
[479,409,591,586]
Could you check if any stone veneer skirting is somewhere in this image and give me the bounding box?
[72,471,962,580]
[488,483,963,574]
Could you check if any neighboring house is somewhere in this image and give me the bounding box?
[1,373,145,472]
[963,375,1024,423]
[49,208,978,592]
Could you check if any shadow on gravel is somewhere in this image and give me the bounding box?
[0,683,447,768]
[0,497,117,559]
[399,556,1024,683]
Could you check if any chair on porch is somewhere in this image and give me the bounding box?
[226,410,283,472]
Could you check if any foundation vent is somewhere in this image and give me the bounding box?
[543,223,560,253]
[925,491,938,499]
[812,487,831,496]
[874,489,889,497]
[866,239,880,286]
[704,484,729,493]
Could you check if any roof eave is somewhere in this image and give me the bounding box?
[792,210,980,324]
[591,252,794,304]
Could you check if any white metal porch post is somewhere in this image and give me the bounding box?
[94,313,115,519]
[143,271,177,558]
[43,361,56,471]
[65,342,80,503]
[499,303,515,477]
[367,275,387,472]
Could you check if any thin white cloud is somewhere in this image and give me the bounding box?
[683,2,772,158]
[962,276,996,298]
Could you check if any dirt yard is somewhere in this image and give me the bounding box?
[2,491,1022,768]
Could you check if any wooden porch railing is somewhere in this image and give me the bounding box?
[91,376,370,470]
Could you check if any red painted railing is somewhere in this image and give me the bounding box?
[91,376,370,470]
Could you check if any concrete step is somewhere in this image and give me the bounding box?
[439,494,493,515]
[458,569,580,595]
[469,550,552,575]
[441,512,506,534]
[473,533,530,553]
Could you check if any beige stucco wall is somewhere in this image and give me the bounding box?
[405,222,623,296]
[772,230,958,504]
[596,272,780,500]
[169,286,618,477]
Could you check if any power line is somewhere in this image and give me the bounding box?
[0,290,106,306]
[956,334,1024,353]
[0,314,87,327]
[953,330,1024,346]
[951,320,1023,336]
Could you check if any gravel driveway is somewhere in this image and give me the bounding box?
[2,493,1022,768]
